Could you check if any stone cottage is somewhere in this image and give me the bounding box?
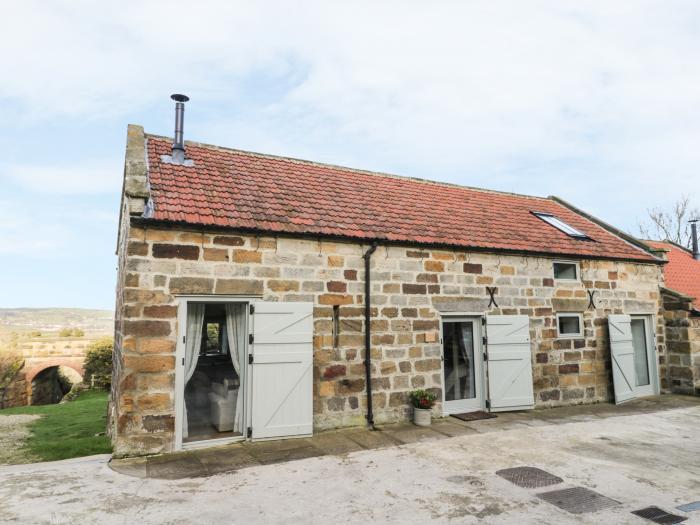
[645,239,700,395]
[110,102,666,456]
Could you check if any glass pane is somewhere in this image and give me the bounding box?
[443,322,475,401]
[554,263,577,280]
[534,212,588,238]
[631,319,650,386]
[558,315,581,336]
[204,323,221,353]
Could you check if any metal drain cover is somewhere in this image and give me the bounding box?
[537,487,619,514]
[632,506,687,524]
[496,466,563,488]
[677,501,700,513]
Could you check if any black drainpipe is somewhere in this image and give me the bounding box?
[363,242,378,430]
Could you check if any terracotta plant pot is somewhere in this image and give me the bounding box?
[413,407,432,427]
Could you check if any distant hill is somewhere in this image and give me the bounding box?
[0,308,113,337]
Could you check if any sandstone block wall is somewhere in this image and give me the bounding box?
[110,222,665,455]
[0,368,27,409]
[662,293,700,395]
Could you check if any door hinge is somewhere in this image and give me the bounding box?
[247,427,252,439]
[249,334,254,344]
[482,336,487,345]
[248,354,253,365]
[249,304,255,315]
[481,317,486,326]
[483,352,488,362]
[181,357,185,366]
[182,335,186,344]
[485,399,491,410]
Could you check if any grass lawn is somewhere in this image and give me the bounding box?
[0,390,112,462]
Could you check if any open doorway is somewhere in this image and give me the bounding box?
[181,302,248,445]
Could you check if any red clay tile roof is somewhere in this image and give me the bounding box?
[143,135,658,263]
[646,241,700,304]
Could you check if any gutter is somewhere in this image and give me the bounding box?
[362,242,378,430]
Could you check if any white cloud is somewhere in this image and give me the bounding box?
[1,0,699,231]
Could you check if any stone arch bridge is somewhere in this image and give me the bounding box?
[1,338,95,408]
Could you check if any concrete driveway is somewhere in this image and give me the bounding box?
[2,396,700,524]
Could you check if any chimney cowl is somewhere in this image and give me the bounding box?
[691,219,700,261]
[161,94,193,166]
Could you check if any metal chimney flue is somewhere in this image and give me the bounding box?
[691,219,700,261]
[170,94,189,164]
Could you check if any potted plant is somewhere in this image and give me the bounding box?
[409,389,437,427]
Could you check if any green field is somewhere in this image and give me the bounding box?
[0,390,112,462]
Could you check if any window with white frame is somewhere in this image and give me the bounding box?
[533,212,590,239]
[553,261,579,281]
[557,313,583,338]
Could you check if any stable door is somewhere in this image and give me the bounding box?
[441,318,484,414]
[608,314,658,403]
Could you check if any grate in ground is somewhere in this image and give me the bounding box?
[495,466,563,488]
[632,506,687,524]
[536,487,619,514]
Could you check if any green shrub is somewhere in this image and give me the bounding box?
[0,349,23,389]
[58,327,84,338]
[83,337,113,390]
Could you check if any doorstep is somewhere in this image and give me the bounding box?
[108,395,700,480]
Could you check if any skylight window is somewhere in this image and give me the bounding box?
[533,212,589,239]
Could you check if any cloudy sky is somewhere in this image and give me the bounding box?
[1,1,699,309]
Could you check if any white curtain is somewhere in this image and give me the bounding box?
[182,303,205,438]
[225,303,246,433]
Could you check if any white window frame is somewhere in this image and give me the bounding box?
[553,260,580,282]
[533,212,589,239]
[438,314,486,415]
[556,313,584,339]
[630,314,659,398]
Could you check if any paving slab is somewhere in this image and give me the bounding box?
[341,428,402,449]
[430,419,480,437]
[242,438,324,465]
[306,431,366,455]
[381,424,447,444]
[107,456,148,479]
[146,452,208,479]
[462,420,532,433]
[197,445,260,475]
